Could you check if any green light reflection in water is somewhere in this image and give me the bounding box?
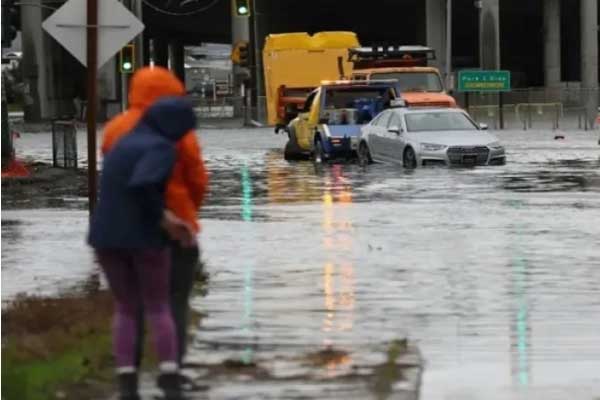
[509,199,529,387]
[241,164,254,364]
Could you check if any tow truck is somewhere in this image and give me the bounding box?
[283,80,404,161]
[349,45,457,108]
[262,32,359,128]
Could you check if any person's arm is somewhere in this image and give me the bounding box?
[128,144,195,245]
[128,144,176,225]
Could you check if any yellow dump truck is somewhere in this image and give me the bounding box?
[263,31,359,127]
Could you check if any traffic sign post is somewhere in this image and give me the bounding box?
[458,70,511,130]
[86,0,98,213]
[42,0,144,214]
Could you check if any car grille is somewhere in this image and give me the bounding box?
[447,146,489,165]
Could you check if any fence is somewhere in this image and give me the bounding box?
[187,95,269,126]
[51,120,78,169]
[453,87,599,130]
[188,95,241,119]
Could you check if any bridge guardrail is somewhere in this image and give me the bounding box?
[454,87,598,130]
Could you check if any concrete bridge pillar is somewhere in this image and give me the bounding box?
[580,0,598,127]
[544,0,561,87]
[426,0,447,75]
[21,0,117,122]
[153,38,169,68]
[21,0,49,121]
[170,42,185,84]
[479,0,500,70]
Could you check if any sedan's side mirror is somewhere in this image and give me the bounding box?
[479,123,488,130]
[388,126,401,135]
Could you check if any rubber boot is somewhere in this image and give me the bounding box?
[157,373,186,400]
[117,372,140,400]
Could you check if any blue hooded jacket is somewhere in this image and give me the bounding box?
[89,97,197,249]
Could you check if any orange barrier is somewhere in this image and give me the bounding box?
[2,158,30,178]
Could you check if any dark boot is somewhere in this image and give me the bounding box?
[157,373,187,400]
[117,372,140,400]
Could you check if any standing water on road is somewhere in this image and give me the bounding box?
[3,127,600,399]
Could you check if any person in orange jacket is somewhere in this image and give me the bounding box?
[102,66,208,380]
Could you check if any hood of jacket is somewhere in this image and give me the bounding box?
[128,66,185,109]
[139,97,197,142]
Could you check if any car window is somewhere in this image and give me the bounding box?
[388,114,402,128]
[370,113,383,125]
[405,112,479,132]
[375,111,391,127]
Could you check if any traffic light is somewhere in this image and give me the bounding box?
[2,0,20,49]
[234,0,250,17]
[119,44,135,74]
[238,41,249,67]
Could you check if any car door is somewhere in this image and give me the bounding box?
[385,113,406,161]
[369,110,391,160]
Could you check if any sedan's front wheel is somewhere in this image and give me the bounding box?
[403,147,417,169]
[358,142,373,167]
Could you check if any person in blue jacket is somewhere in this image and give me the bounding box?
[89,97,196,400]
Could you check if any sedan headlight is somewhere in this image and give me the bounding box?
[488,142,504,150]
[420,142,447,151]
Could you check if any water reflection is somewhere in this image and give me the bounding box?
[240,163,255,364]
[266,152,322,204]
[320,165,355,375]
[508,199,531,387]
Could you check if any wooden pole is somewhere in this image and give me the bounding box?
[87,0,98,214]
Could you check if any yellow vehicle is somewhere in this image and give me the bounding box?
[263,32,359,127]
[350,46,457,108]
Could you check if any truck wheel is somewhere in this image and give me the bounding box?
[358,142,373,166]
[283,129,305,161]
[313,139,326,163]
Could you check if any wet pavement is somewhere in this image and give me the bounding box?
[2,127,600,399]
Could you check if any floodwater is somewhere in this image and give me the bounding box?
[2,127,600,399]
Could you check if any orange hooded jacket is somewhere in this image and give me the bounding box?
[102,67,208,233]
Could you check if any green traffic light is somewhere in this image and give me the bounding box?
[122,61,132,71]
[237,5,248,15]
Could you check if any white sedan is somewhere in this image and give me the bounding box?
[358,107,506,168]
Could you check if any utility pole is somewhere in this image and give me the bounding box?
[87,0,98,213]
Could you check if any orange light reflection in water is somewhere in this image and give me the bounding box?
[320,167,356,376]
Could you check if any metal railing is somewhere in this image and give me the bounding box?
[453,87,599,130]
[51,120,78,169]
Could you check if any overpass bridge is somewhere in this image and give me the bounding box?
[13,0,599,123]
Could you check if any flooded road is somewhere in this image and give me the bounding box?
[3,127,600,399]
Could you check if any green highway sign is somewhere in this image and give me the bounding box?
[458,70,511,92]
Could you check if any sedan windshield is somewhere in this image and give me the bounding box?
[370,72,443,92]
[405,112,478,132]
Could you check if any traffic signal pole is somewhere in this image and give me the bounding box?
[251,0,263,123]
[120,0,132,111]
[87,0,98,214]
